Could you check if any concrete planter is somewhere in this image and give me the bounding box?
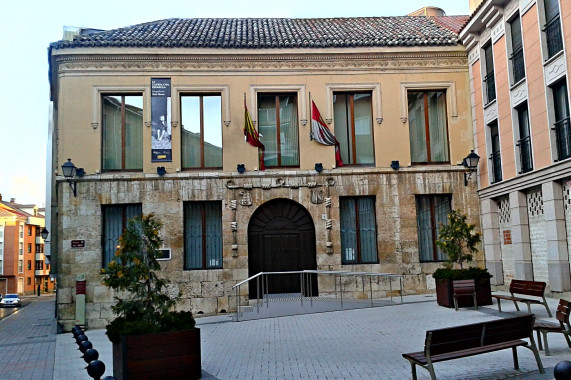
[436,278,492,308]
[113,328,201,380]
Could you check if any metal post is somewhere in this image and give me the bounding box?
[400,276,403,303]
[370,276,373,307]
[389,277,393,302]
[265,274,269,308]
[340,274,343,308]
[309,272,313,307]
[256,276,260,313]
[300,272,304,307]
[235,285,240,322]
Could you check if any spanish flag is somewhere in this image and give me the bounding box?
[244,98,265,170]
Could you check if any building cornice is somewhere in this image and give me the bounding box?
[53,51,468,75]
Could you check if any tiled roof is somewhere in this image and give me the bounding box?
[428,16,469,34]
[50,16,469,50]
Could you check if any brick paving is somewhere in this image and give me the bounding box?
[52,293,571,379]
[0,295,56,380]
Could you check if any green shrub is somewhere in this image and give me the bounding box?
[432,267,492,282]
[436,210,481,269]
[101,214,195,344]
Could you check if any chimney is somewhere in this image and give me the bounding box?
[10,198,15,203]
[0,193,2,201]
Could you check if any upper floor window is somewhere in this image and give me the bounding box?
[552,79,571,160]
[184,201,222,270]
[416,195,451,262]
[27,243,32,253]
[489,121,503,183]
[544,0,563,59]
[19,225,24,239]
[19,242,23,255]
[516,103,533,173]
[408,91,449,164]
[333,92,374,165]
[102,95,143,171]
[483,43,496,104]
[27,226,32,236]
[181,95,222,169]
[258,94,299,168]
[102,204,142,267]
[509,15,525,84]
[340,196,378,264]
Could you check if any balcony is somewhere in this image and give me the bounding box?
[517,136,533,173]
[554,117,571,161]
[544,15,563,59]
[510,46,525,84]
[35,269,46,276]
[489,151,502,184]
[36,253,44,261]
[483,73,496,105]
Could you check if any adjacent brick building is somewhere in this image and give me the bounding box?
[0,195,51,295]
[460,0,571,291]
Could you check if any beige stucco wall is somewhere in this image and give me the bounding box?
[52,46,473,175]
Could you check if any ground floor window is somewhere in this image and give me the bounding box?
[102,204,142,266]
[340,196,378,264]
[416,195,451,262]
[184,201,223,270]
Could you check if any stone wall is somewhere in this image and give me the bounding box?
[56,167,480,329]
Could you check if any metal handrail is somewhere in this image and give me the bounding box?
[231,269,404,322]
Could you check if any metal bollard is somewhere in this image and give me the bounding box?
[86,359,106,380]
[78,340,93,353]
[75,334,88,345]
[554,361,571,380]
[82,348,99,364]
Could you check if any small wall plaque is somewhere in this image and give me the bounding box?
[157,249,171,260]
[71,240,85,248]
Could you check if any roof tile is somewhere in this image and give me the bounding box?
[50,16,469,50]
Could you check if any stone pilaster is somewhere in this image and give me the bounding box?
[543,181,571,291]
[510,191,533,280]
[481,198,503,285]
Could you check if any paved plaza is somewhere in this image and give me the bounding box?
[52,293,571,380]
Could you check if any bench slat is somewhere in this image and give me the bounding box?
[403,340,528,365]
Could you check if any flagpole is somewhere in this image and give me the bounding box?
[308,91,312,140]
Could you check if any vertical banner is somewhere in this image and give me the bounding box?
[151,78,172,162]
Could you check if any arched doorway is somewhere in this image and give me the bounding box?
[248,198,317,298]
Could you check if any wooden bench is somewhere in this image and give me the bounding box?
[452,280,477,311]
[533,298,571,356]
[402,315,544,380]
[492,279,552,317]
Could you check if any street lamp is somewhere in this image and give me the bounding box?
[62,158,84,197]
[40,227,49,242]
[462,150,480,186]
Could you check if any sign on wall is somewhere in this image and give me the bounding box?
[151,78,172,162]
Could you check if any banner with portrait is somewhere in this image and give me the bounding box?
[151,78,172,162]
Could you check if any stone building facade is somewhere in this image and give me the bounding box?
[460,0,571,291]
[48,15,479,329]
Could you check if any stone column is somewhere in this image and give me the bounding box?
[510,191,533,280]
[481,198,503,285]
[543,181,571,292]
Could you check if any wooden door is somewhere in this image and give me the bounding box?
[248,199,317,298]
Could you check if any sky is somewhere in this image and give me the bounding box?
[0,0,470,206]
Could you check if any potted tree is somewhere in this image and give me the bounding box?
[432,210,492,308]
[102,213,201,380]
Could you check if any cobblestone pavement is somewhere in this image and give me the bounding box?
[0,295,56,380]
[53,294,571,380]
